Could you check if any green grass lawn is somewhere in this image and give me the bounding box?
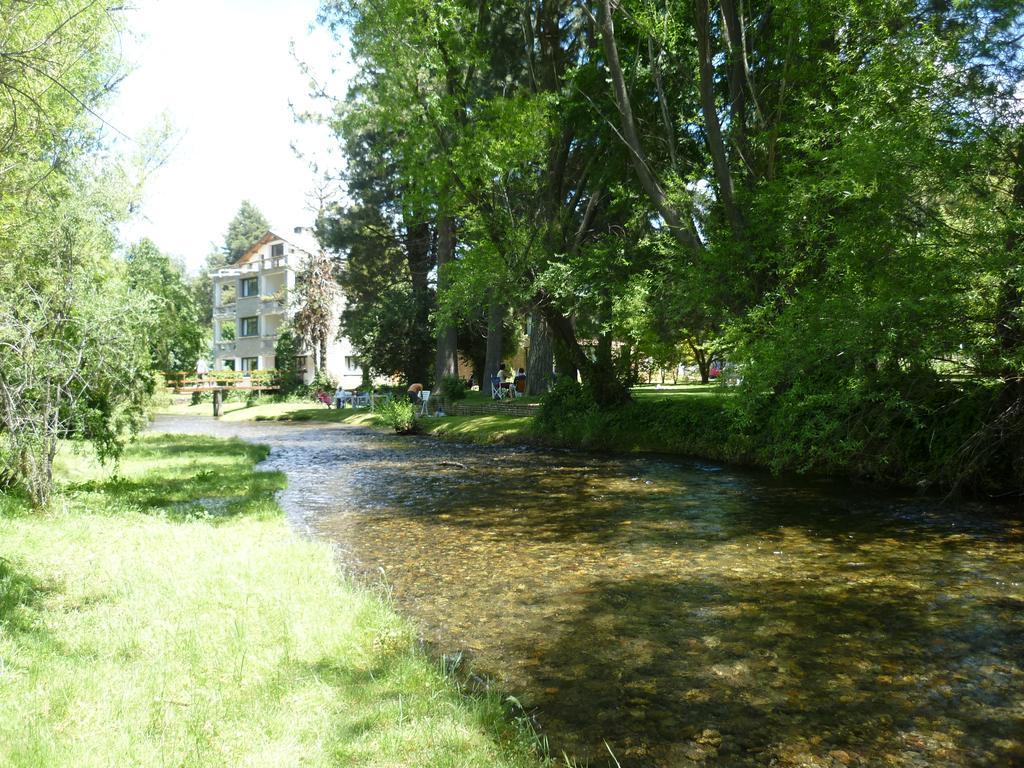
[0,435,546,768]
[460,390,543,406]
[423,415,536,444]
[630,383,736,401]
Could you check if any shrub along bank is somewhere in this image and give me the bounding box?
[535,380,740,462]
[0,434,545,768]
[535,379,1020,494]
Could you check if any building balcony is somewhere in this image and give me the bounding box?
[215,341,236,354]
[213,256,291,279]
[259,299,287,314]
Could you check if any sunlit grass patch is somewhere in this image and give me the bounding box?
[158,399,379,427]
[0,435,545,768]
[53,435,285,521]
[630,383,736,401]
[425,415,537,444]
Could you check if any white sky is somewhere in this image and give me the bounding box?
[104,0,352,273]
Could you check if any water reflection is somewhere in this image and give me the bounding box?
[153,416,1024,767]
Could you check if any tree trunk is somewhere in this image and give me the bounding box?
[588,299,630,407]
[694,0,744,238]
[483,299,505,397]
[434,214,459,387]
[526,309,553,395]
[538,294,590,383]
[690,339,711,384]
[406,221,433,385]
[597,0,702,252]
[995,132,1024,377]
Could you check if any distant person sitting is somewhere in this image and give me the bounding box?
[513,367,527,396]
[407,382,424,404]
[334,384,351,409]
[493,364,511,399]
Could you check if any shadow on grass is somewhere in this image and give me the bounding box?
[0,556,52,638]
[65,434,286,522]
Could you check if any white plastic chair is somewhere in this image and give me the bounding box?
[490,377,504,400]
[418,390,431,416]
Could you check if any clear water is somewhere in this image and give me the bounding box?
[153,416,1024,767]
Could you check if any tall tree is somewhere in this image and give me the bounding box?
[293,247,338,374]
[224,200,270,263]
[316,83,438,385]
[125,239,206,372]
[0,1,156,505]
[318,0,1024,489]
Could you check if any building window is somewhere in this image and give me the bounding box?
[240,316,259,337]
[345,355,360,372]
[222,359,236,371]
[271,243,284,257]
[240,277,259,297]
[241,357,258,372]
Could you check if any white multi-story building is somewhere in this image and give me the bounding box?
[210,227,364,388]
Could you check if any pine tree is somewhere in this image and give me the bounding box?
[224,200,270,263]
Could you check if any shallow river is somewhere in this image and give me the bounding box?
[153,416,1024,768]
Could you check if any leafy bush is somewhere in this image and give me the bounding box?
[537,379,741,459]
[310,369,336,393]
[536,378,597,437]
[373,397,419,434]
[273,328,304,395]
[440,375,468,401]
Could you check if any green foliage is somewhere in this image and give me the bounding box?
[537,379,738,457]
[292,248,338,375]
[125,239,206,372]
[317,124,436,385]
[309,368,337,395]
[273,327,304,395]
[318,0,1024,491]
[224,200,270,263]
[0,1,156,506]
[440,375,468,401]
[372,397,419,434]
[192,249,229,326]
[536,379,598,436]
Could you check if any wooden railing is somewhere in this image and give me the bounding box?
[165,369,281,393]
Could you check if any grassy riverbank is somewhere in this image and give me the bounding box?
[159,399,538,445]
[156,387,734,456]
[0,434,545,768]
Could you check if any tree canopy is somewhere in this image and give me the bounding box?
[0,1,156,505]
[224,200,271,263]
[314,0,1024,491]
[125,239,207,372]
